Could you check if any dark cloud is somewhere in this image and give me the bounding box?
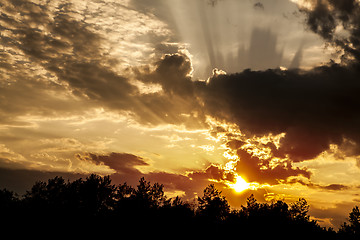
[76,152,148,175]
[0,0,135,120]
[320,183,350,191]
[139,52,360,178]
[0,0,205,128]
[288,178,350,191]
[141,54,195,97]
[0,2,97,122]
[303,0,337,40]
[193,0,360,163]
[254,2,265,10]
[299,0,360,62]
[16,6,137,106]
[132,45,360,164]
[188,164,236,183]
[202,64,360,161]
[133,53,206,127]
[235,148,310,185]
[226,139,246,150]
[77,152,211,198]
[2,0,298,131]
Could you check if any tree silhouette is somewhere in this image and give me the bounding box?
[0,174,353,239]
[339,206,360,239]
[349,206,360,230]
[132,177,169,209]
[290,198,310,222]
[0,188,18,220]
[82,175,116,213]
[197,184,230,221]
[242,194,260,216]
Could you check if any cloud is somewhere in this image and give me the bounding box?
[76,152,210,198]
[137,53,360,180]
[288,178,350,191]
[0,144,29,169]
[298,0,360,61]
[192,0,360,164]
[254,2,265,11]
[0,0,338,133]
[131,45,360,165]
[76,152,148,175]
[188,164,236,183]
[235,147,310,185]
[201,64,360,162]
[320,184,350,191]
[16,6,137,106]
[148,54,194,97]
[0,0,127,121]
[310,201,355,228]
[130,0,322,77]
[0,0,198,128]
[133,53,206,127]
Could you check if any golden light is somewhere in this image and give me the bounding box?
[231,175,250,193]
[290,0,315,10]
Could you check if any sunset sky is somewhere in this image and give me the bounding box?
[1,0,360,228]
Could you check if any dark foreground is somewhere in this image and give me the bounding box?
[1,174,359,239]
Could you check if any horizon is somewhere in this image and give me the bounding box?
[0,172,356,232]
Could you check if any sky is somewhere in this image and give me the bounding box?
[1,0,360,228]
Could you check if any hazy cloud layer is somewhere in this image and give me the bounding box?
[0,0,204,129]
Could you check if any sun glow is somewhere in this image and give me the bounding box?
[231,175,250,193]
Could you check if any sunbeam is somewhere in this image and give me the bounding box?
[164,0,331,78]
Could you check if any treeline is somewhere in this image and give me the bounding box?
[0,174,359,239]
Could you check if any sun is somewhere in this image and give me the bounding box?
[231,175,250,193]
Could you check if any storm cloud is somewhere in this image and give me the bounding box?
[138,0,360,164]
[139,50,360,164]
[202,64,360,161]
[198,0,360,163]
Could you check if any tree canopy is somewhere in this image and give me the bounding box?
[0,174,358,239]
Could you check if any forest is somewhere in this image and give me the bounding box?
[0,174,359,239]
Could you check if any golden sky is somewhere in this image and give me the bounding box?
[1,0,360,228]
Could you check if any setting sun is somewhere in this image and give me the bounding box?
[231,176,250,193]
